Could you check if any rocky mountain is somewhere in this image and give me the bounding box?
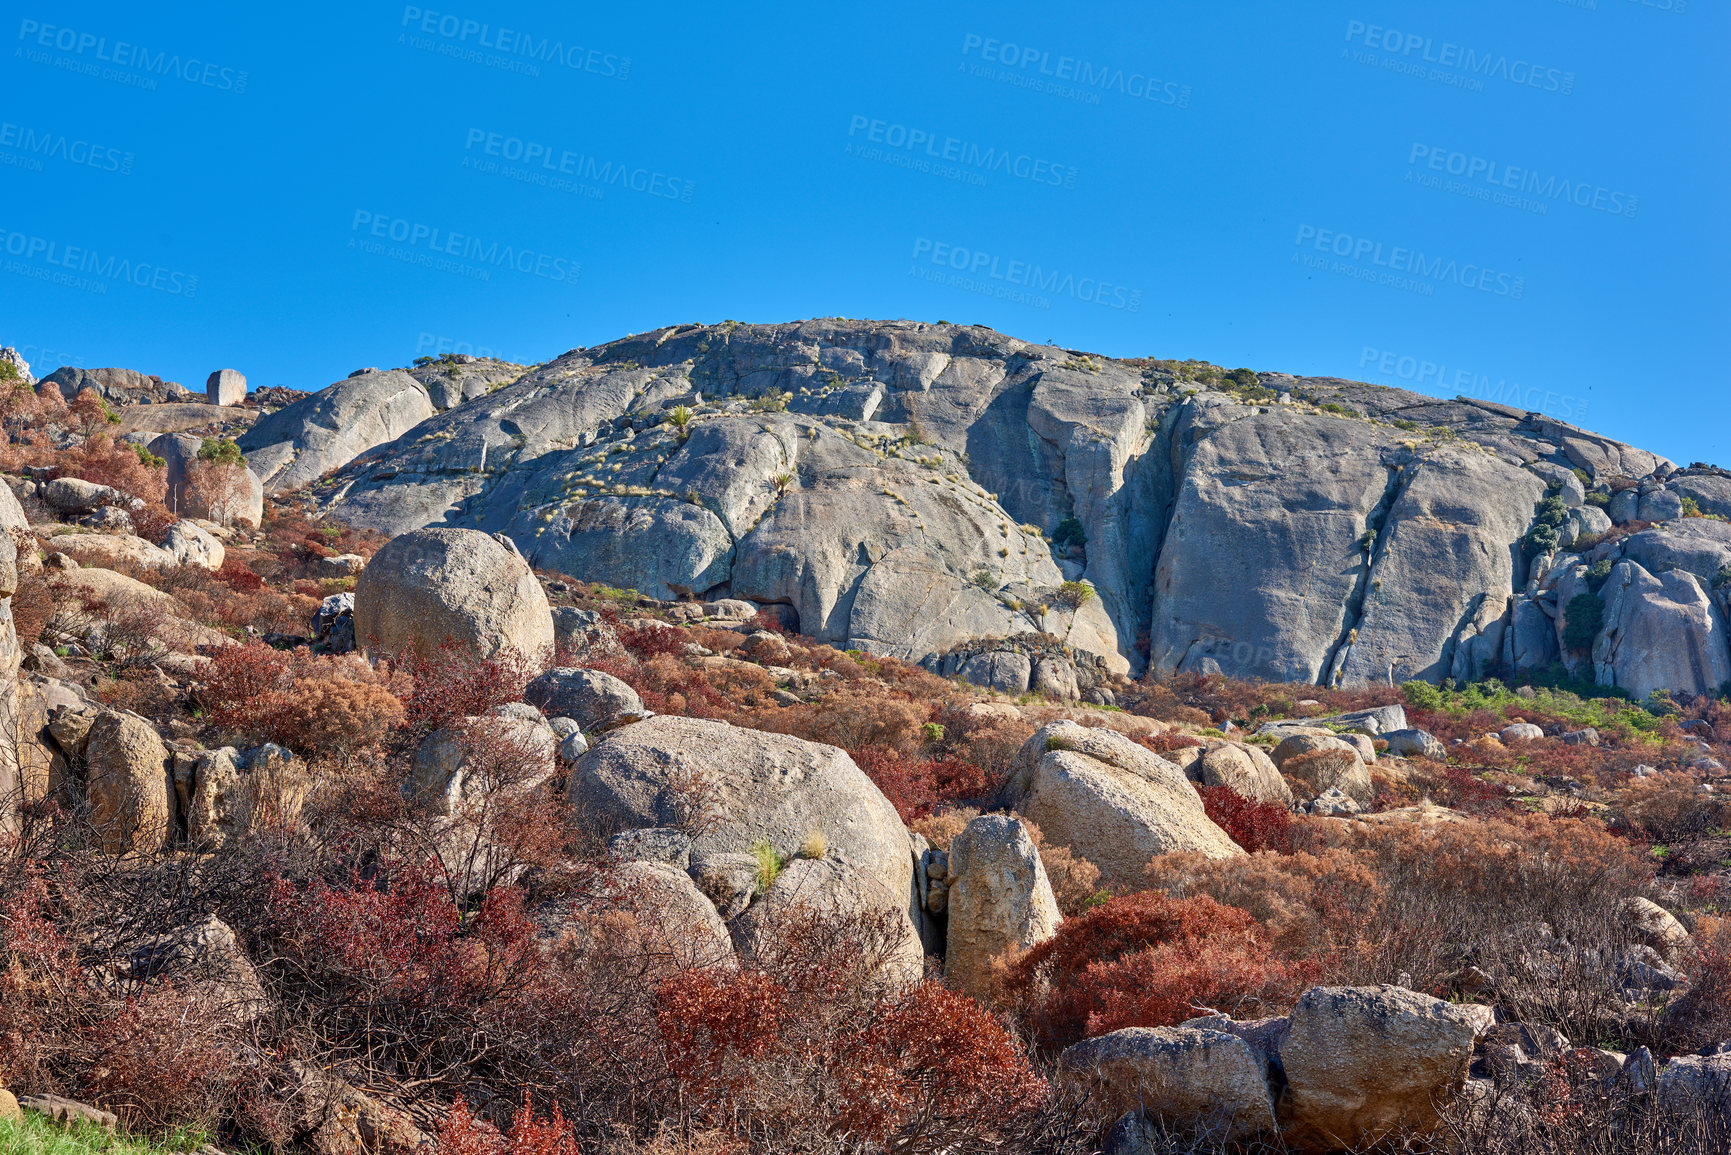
[264,319,1725,699]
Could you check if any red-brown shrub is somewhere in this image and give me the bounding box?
[391,641,536,733]
[849,747,994,822]
[10,566,53,646]
[832,981,1047,1144]
[200,642,403,756]
[1004,891,1308,1048]
[1200,784,1294,854]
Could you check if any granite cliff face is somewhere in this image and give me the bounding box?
[294,319,1725,698]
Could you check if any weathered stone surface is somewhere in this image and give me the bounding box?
[958,650,1031,694]
[944,814,1060,998]
[1595,560,1731,701]
[1002,721,1242,886]
[1385,728,1447,761]
[84,710,171,854]
[224,318,1705,697]
[43,477,125,515]
[1058,1026,1277,1140]
[524,667,646,732]
[41,365,190,406]
[47,532,176,570]
[571,715,921,984]
[1280,985,1479,1150]
[1619,896,1691,963]
[207,368,246,406]
[354,528,554,666]
[612,859,735,968]
[164,520,225,570]
[239,368,434,494]
[1670,473,1731,520]
[609,826,693,868]
[1198,742,1293,807]
[1501,722,1545,742]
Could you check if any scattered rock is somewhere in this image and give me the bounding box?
[1383,728,1447,761]
[1059,1026,1277,1141]
[1501,722,1545,742]
[944,814,1061,998]
[1001,721,1243,888]
[1279,985,1479,1150]
[525,667,647,733]
[19,1094,118,1131]
[83,710,172,854]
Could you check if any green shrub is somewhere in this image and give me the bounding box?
[1401,679,1444,712]
[1585,557,1615,594]
[198,437,246,467]
[1563,592,1605,652]
[1054,581,1095,610]
[1053,517,1088,550]
[1585,491,1610,508]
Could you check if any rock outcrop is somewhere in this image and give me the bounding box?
[239,368,435,494]
[40,365,192,406]
[192,317,1710,699]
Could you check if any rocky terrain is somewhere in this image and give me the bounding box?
[202,320,1731,704]
[0,334,1727,1155]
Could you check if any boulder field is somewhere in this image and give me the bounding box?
[235,318,1722,696]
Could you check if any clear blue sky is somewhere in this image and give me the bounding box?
[3,1,1726,465]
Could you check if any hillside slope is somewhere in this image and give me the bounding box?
[302,319,1731,697]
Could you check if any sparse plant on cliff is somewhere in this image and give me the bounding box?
[666,404,693,436]
[1053,581,1094,610]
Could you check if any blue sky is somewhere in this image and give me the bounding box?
[3,0,1726,465]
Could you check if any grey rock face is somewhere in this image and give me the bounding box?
[958,650,1031,694]
[1059,1027,1278,1141]
[235,317,1705,696]
[206,368,246,406]
[1595,561,1731,700]
[1670,473,1731,520]
[239,368,435,494]
[1385,729,1447,761]
[570,715,922,985]
[1001,721,1243,886]
[524,667,646,733]
[40,365,191,406]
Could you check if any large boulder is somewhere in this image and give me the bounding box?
[1279,985,1480,1150]
[611,859,736,969]
[83,710,172,854]
[207,368,246,406]
[569,715,922,984]
[354,528,554,667]
[46,532,175,570]
[1196,742,1293,807]
[523,667,647,733]
[943,814,1061,998]
[237,368,435,494]
[1595,560,1731,701]
[148,433,265,527]
[43,477,126,516]
[1058,1026,1278,1141]
[1001,721,1242,887]
[40,365,190,406]
[175,744,309,849]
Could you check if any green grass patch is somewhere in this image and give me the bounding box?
[0,1112,206,1155]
